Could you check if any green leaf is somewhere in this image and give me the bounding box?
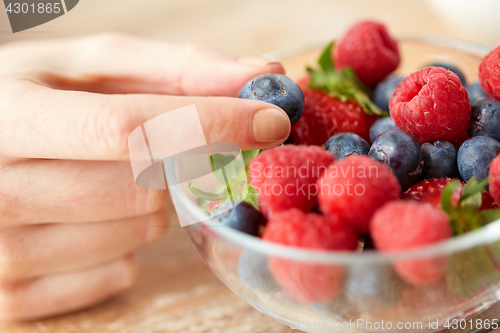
[441,180,461,215]
[461,176,489,202]
[317,41,335,72]
[306,41,384,116]
[243,184,259,210]
[188,181,228,202]
[242,149,261,167]
[478,209,500,226]
[446,246,500,298]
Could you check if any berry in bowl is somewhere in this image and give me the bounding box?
[164,20,500,333]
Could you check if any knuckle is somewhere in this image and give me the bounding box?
[132,188,169,215]
[85,99,143,157]
[0,280,28,320]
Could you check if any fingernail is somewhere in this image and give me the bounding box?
[238,56,282,69]
[252,108,290,143]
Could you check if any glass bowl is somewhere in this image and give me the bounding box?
[165,37,500,333]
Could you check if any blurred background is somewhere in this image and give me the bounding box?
[1,0,499,54]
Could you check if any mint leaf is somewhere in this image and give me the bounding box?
[188,181,228,201]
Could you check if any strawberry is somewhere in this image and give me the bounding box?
[334,20,400,87]
[289,42,383,145]
[402,178,497,211]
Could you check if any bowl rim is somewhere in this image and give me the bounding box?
[167,36,500,265]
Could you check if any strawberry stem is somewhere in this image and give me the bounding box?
[307,41,387,117]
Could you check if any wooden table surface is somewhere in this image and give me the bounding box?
[1,0,500,332]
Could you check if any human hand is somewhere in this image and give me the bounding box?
[0,33,290,320]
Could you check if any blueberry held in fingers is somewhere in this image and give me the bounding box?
[238,74,304,125]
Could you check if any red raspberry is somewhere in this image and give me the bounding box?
[389,67,471,146]
[248,145,334,217]
[403,178,497,211]
[317,155,400,234]
[289,79,378,145]
[479,46,500,99]
[334,20,400,87]
[489,155,500,207]
[370,201,452,285]
[263,209,358,302]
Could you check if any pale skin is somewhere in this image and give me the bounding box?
[0,33,291,320]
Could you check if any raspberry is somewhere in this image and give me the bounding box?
[289,79,378,145]
[370,201,452,285]
[334,20,400,87]
[489,155,500,207]
[248,145,334,217]
[389,67,471,146]
[317,155,401,234]
[479,46,500,100]
[263,209,358,302]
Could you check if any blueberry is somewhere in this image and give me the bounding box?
[324,133,369,160]
[458,136,500,182]
[210,201,265,236]
[426,63,466,85]
[368,129,422,190]
[238,249,279,293]
[344,263,402,313]
[421,140,457,179]
[238,74,304,125]
[469,97,500,142]
[466,80,488,103]
[373,75,404,112]
[369,117,398,143]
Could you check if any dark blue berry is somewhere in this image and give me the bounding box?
[469,97,500,142]
[373,75,403,112]
[368,129,422,190]
[324,133,369,160]
[238,74,304,125]
[369,117,398,143]
[466,80,488,103]
[426,63,466,85]
[421,140,457,179]
[238,250,278,293]
[458,136,500,182]
[210,201,265,236]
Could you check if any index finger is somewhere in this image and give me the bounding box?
[0,80,290,160]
